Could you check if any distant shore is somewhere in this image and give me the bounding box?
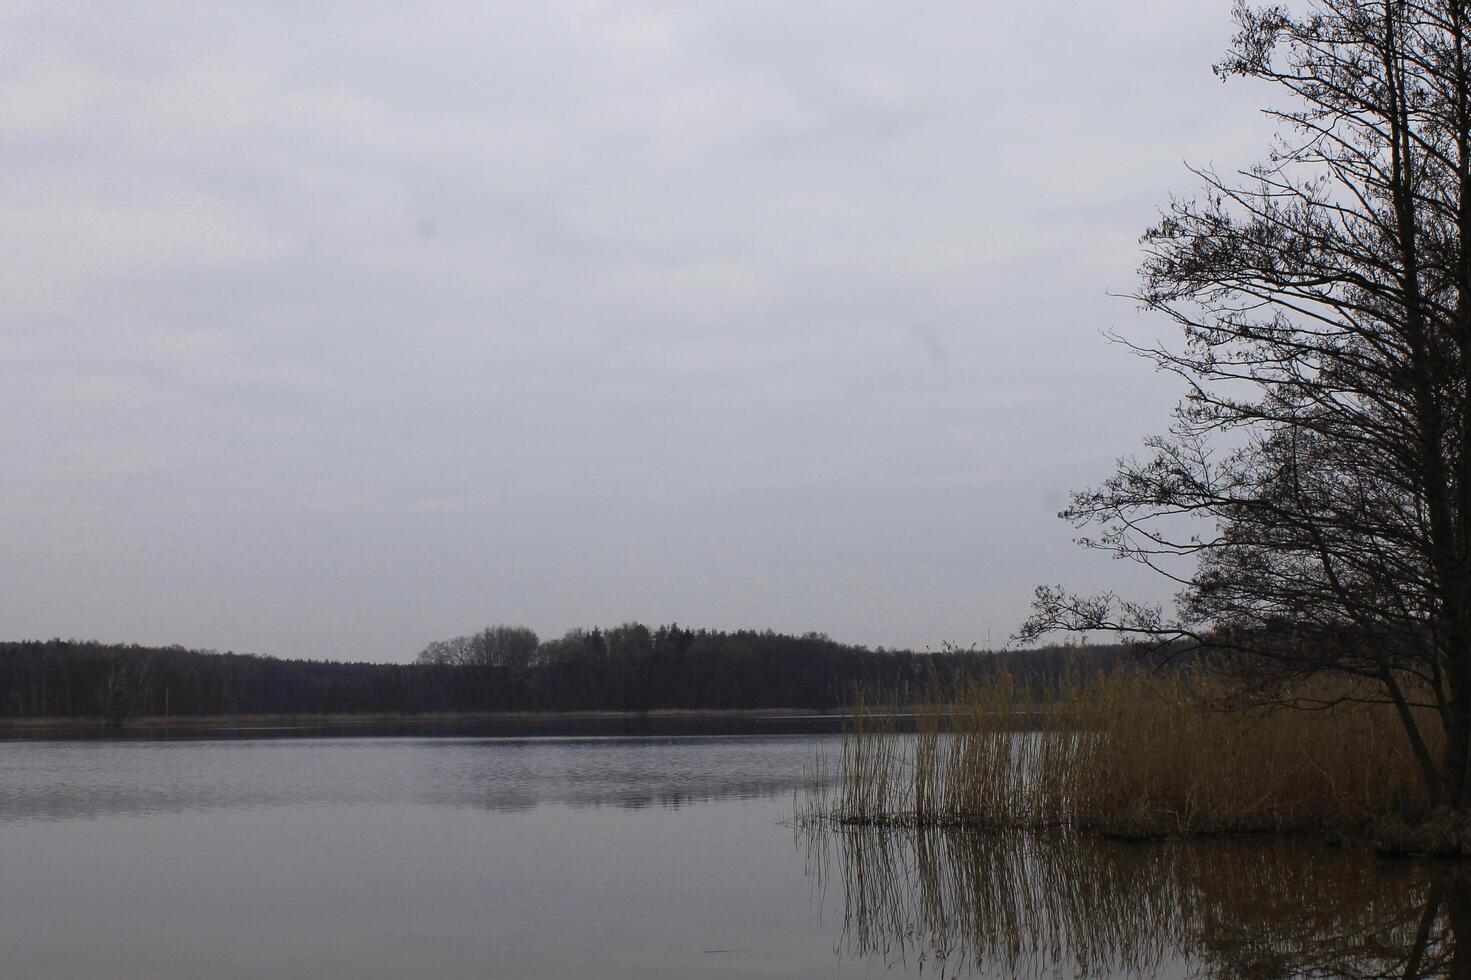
[0,707,837,732]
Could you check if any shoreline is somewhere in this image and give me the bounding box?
[0,707,838,732]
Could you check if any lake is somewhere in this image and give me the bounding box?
[0,722,1463,977]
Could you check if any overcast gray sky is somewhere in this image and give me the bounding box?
[1,2,1276,662]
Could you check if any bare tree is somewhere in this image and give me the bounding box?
[414,627,539,668]
[93,653,153,727]
[1019,0,1471,809]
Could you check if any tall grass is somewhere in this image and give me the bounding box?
[805,666,1436,836]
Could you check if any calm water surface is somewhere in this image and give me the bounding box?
[0,727,1463,977]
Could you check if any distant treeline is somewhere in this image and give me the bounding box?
[0,626,1128,724]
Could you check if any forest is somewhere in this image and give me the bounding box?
[0,626,1120,724]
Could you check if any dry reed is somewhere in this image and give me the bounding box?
[804,666,1436,837]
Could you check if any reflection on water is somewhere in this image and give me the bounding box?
[0,712,848,742]
[808,825,1467,977]
[0,734,837,822]
[0,735,846,980]
[7,732,1469,978]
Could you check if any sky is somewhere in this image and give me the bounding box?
[0,2,1279,662]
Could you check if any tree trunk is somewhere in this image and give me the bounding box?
[1385,667,1444,804]
[1442,647,1471,810]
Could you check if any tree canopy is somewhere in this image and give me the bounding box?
[0,630,1113,722]
[1020,1,1471,807]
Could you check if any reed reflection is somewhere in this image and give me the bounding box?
[806,828,1469,978]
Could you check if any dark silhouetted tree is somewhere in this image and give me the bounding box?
[1021,1,1471,809]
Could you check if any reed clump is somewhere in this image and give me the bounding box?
[807,666,1436,837]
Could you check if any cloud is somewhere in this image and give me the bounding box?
[0,0,1263,659]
